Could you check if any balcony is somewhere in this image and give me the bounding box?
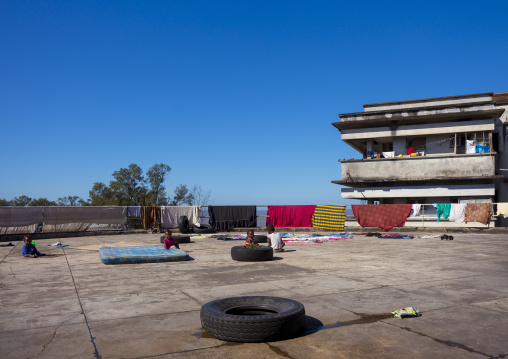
[338,153,496,183]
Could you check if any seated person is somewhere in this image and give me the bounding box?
[22,235,45,258]
[266,224,285,252]
[162,230,180,250]
[245,229,257,246]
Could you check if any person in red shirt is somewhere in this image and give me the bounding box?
[245,229,258,246]
[163,230,180,250]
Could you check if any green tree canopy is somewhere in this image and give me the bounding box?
[11,195,32,207]
[29,198,57,206]
[109,164,147,205]
[0,198,11,206]
[170,184,194,206]
[58,196,85,206]
[89,182,115,206]
[146,163,172,206]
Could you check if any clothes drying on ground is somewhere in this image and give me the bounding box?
[448,203,467,223]
[465,203,493,225]
[378,233,414,239]
[411,204,421,216]
[160,206,201,228]
[311,205,347,231]
[208,206,257,231]
[266,205,317,228]
[351,204,412,231]
[141,206,161,229]
[496,203,508,218]
[436,203,451,222]
[127,206,141,218]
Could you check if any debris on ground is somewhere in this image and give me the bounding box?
[391,307,422,318]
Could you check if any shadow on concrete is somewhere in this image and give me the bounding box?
[299,315,324,337]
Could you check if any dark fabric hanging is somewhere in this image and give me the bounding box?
[141,206,161,229]
[208,206,257,231]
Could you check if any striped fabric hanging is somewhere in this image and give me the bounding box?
[311,205,347,231]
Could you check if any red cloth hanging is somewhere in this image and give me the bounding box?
[351,204,412,231]
[266,205,317,227]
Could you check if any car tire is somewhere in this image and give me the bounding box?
[179,216,190,234]
[253,235,267,243]
[231,246,273,262]
[200,296,305,342]
[193,224,215,234]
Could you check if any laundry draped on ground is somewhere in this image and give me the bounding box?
[266,205,316,228]
[352,204,412,231]
[311,205,347,231]
[208,206,257,231]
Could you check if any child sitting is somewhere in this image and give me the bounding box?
[162,230,180,250]
[22,235,45,258]
[266,224,285,252]
[245,229,258,246]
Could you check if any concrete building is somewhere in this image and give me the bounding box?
[332,92,508,226]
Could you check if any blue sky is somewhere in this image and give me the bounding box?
[1,1,507,205]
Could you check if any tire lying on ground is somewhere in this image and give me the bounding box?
[160,235,191,244]
[253,235,267,243]
[193,224,215,234]
[231,246,273,261]
[200,296,305,342]
[178,216,190,234]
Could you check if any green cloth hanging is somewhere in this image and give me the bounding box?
[436,203,451,222]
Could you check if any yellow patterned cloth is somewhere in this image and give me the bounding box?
[311,205,347,231]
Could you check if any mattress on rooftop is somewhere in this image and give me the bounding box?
[99,245,190,264]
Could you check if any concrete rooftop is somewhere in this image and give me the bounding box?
[1,232,508,358]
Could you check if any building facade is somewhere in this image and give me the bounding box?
[332,92,508,226]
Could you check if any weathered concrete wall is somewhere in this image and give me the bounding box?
[341,184,495,199]
[341,154,495,181]
[340,119,495,141]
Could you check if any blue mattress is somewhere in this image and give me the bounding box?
[99,245,190,265]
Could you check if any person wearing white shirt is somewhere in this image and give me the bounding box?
[266,224,285,252]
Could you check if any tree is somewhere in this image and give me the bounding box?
[189,185,213,206]
[109,164,147,205]
[11,195,32,207]
[146,163,172,206]
[29,198,57,206]
[89,182,115,206]
[170,184,194,206]
[58,196,85,206]
[0,198,11,206]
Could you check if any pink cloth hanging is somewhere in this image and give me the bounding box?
[266,205,317,227]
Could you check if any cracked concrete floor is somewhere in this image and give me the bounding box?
[1,232,508,359]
